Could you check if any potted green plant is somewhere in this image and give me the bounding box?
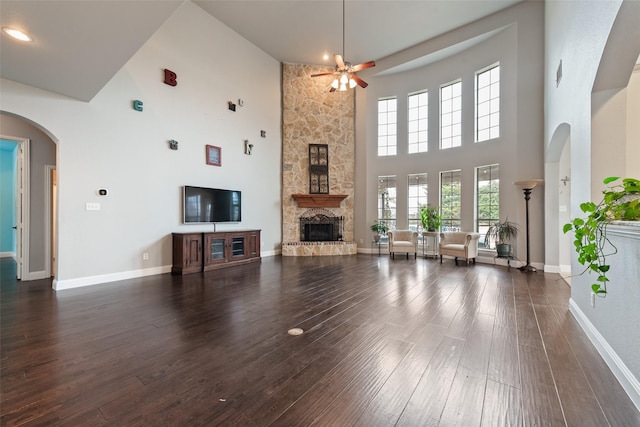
[370,220,389,242]
[420,205,442,232]
[485,219,519,258]
[563,176,640,296]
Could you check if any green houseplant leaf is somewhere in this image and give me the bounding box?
[419,205,441,232]
[564,176,640,296]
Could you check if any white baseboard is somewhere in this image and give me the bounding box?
[544,264,561,273]
[261,249,281,257]
[352,251,536,268]
[358,247,388,255]
[53,254,284,291]
[53,265,172,291]
[569,298,640,411]
[26,270,48,280]
[543,264,572,275]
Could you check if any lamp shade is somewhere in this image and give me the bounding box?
[514,179,544,190]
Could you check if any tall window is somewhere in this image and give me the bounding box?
[378,98,397,156]
[477,164,500,248]
[440,81,462,149]
[476,64,500,142]
[440,170,461,231]
[407,173,428,231]
[408,91,428,153]
[377,176,397,231]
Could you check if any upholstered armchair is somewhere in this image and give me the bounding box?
[439,232,481,265]
[388,230,419,259]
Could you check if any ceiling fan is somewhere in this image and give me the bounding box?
[311,0,375,92]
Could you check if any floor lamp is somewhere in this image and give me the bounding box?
[515,179,543,272]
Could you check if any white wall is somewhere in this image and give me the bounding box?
[558,140,572,272]
[354,1,545,267]
[591,87,629,200]
[0,2,282,289]
[627,69,640,178]
[545,0,640,407]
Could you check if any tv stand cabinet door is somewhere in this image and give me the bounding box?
[246,230,260,258]
[227,232,249,261]
[172,233,203,274]
[204,233,228,267]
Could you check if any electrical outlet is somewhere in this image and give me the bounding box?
[591,292,596,307]
[143,253,149,261]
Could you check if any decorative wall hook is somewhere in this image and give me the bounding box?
[168,139,178,150]
[228,101,236,111]
[561,176,570,186]
[244,139,253,155]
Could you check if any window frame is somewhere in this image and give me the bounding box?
[407,90,428,154]
[377,175,397,233]
[440,169,462,231]
[439,80,462,150]
[377,97,398,157]
[476,164,500,249]
[407,173,428,232]
[475,63,500,143]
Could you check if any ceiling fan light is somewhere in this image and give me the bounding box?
[340,73,349,84]
[339,83,347,91]
[349,78,356,89]
[2,27,32,42]
[331,79,339,89]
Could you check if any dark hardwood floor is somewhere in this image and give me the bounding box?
[1,255,639,426]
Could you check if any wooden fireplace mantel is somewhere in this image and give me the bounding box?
[291,194,348,208]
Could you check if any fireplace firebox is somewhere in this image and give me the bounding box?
[300,214,343,242]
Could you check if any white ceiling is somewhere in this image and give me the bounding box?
[0,0,522,102]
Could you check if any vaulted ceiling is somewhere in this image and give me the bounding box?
[0,0,522,102]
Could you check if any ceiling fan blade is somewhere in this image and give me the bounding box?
[334,54,345,69]
[351,61,376,72]
[311,71,336,77]
[351,74,368,88]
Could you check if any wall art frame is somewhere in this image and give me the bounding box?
[206,145,221,166]
[309,144,329,194]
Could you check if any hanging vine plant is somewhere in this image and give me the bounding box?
[563,176,640,296]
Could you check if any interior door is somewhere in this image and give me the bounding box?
[15,142,24,280]
[51,168,57,276]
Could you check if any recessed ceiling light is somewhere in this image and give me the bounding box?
[2,27,33,42]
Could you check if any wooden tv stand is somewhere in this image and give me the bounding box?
[172,230,261,275]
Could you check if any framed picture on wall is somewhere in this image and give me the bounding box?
[309,144,329,194]
[206,145,221,166]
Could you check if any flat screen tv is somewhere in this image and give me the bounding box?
[183,186,241,223]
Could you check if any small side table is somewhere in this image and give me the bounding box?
[422,231,439,259]
[371,240,383,256]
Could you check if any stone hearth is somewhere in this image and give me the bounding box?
[282,241,357,256]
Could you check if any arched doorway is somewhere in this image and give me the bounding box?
[545,123,572,280]
[0,112,58,282]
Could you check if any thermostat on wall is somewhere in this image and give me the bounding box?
[98,189,108,196]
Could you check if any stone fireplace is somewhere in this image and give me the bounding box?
[281,63,357,256]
